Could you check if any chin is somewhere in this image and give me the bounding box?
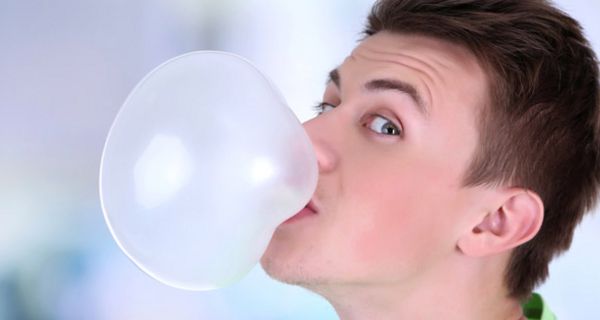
[260,254,296,283]
[260,255,323,287]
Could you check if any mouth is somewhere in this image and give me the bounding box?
[282,198,319,224]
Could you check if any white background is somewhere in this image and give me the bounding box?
[0,0,598,319]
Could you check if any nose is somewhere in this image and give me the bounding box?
[302,115,339,174]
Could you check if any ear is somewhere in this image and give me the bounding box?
[457,189,544,257]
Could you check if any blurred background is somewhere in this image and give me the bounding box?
[1,0,599,319]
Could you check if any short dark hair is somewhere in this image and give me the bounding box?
[365,0,600,299]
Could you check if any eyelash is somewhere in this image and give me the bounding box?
[312,102,333,116]
[311,102,403,137]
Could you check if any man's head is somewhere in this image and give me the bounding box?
[261,0,600,302]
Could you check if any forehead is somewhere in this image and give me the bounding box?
[338,31,489,117]
[356,31,480,63]
[349,31,485,80]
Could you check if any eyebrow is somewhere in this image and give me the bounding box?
[327,68,429,117]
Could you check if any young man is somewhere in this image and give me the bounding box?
[260,1,600,319]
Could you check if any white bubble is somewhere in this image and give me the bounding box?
[99,51,317,290]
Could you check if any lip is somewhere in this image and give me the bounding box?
[281,198,319,224]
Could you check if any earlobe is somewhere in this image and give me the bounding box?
[457,189,544,257]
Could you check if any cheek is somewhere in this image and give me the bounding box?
[343,164,460,274]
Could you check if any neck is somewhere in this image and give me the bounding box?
[305,253,525,320]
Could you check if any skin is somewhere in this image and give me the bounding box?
[260,31,543,320]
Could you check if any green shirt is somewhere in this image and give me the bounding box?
[522,293,556,320]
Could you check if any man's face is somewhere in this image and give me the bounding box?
[261,32,491,288]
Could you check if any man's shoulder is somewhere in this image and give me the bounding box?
[522,293,557,320]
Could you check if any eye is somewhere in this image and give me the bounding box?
[366,115,402,136]
[312,102,336,116]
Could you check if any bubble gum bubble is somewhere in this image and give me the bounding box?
[99,51,317,290]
